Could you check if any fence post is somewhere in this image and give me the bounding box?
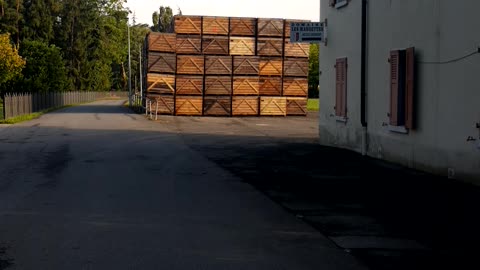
[4,94,9,119]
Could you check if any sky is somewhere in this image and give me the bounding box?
[125,0,320,26]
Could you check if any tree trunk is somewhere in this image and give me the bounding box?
[121,62,127,91]
[16,0,20,46]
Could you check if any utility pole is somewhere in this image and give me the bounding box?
[139,45,143,106]
[128,19,132,106]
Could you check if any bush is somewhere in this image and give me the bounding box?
[18,40,71,92]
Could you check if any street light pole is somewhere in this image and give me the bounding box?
[128,19,132,106]
[139,45,143,104]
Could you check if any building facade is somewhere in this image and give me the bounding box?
[319,0,480,183]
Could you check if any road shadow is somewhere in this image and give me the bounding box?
[1,125,479,270]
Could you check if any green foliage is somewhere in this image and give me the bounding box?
[308,43,319,98]
[0,33,25,87]
[1,0,152,94]
[0,0,25,45]
[22,0,61,43]
[151,5,180,32]
[18,40,70,92]
[307,99,319,112]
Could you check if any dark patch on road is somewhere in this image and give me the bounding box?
[37,144,71,188]
[0,246,13,270]
[184,137,480,270]
[123,113,137,121]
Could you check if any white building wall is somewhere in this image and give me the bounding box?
[319,0,480,183]
[319,0,364,152]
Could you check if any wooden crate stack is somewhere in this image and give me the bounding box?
[143,15,310,117]
[145,32,176,115]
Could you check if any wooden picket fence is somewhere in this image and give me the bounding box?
[1,91,128,120]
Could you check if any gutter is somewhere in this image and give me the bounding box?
[361,0,368,155]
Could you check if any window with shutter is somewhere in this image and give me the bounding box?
[389,48,415,131]
[335,58,347,117]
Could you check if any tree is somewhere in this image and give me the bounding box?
[0,0,25,46]
[0,33,25,88]
[18,40,70,92]
[22,0,61,44]
[308,43,319,98]
[151,5,173,32]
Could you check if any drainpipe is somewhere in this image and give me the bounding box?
[360,0,368,156]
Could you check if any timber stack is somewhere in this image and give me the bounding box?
[143,15,310,116]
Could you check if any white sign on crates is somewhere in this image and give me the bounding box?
[290,21,326,43]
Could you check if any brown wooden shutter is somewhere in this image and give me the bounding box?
[405,47,415,129]
[335,58,347,117]
[389,50,400,126]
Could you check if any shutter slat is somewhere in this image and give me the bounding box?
[335,58,347,117]
[390,50,400,126]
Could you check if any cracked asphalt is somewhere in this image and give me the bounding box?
[1,100,478,270]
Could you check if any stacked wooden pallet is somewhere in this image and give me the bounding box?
[143,15,310,117]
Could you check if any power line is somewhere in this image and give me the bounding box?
[418,48,479,65]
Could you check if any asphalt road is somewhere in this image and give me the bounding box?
[0,100,366,270]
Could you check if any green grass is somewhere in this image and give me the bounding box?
[0,105,72,124]
[307,99,319,111]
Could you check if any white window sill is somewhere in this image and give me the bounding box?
[335,1,348,9]
[335,116,348,123]
[388,125,409,134]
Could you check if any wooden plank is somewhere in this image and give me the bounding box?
[148,52,176,74]
[260,97,287,116]
[203,16,229,35]
[283,77,308,96]
[147,95,175,115]
[205,76,232,95]
[232,96,259,116]
[233,56,259,75]
[286,97,308,116]
[174,16,202,35]
[284,40,310,58]
[176,55,204,75]
[257,18,284,37]
[230,37,255,56]
[204,96,231,116]
[175,96,203,115]
[233,76,259,96]
[176,35,201,54]
[202,35,229,55]
[205,56,232,75]
[230,17,256,36]
[176,75,204,95]
[147,74,175,95]
[259,57,282,76]
[257,38,283,56]
[259,76,282,96]
[148,33,176,53]
[284,58,308,77]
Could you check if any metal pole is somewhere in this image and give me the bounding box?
[139,45,143,110]
[128,20,132,106]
